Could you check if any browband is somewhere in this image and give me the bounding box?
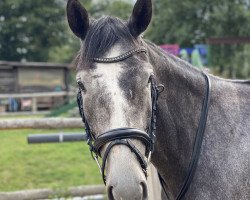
[93,47,147,63]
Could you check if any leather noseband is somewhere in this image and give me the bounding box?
[94,128,152,157]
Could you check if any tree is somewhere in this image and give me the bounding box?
[90,0,133,19]
[0,0,67,61]
[48,0,93,63]
[146,0,250,78]
[0,0,133,62]
[147,0,250,45]
[205,1,250,78]
[1,0,249,78]
[48,0,132,63]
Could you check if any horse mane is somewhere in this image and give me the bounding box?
[226,79,250,85]
[145,40,250,86]
[144,40,206,77]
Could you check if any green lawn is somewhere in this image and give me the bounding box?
[0,128,102,192]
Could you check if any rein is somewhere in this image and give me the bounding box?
[77,47,164,185]
[159,72,211,200]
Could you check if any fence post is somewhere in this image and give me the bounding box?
[32,97,37,113]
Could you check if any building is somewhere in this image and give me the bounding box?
[0,61,73,113]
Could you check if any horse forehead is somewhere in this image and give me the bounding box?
[91,46,128,87]
[94,63,124,87]
[78,45,151,89]
[103,45,124,58]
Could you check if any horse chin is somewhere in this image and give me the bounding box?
[104,145,148,200]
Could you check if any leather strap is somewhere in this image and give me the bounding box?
[93,47,147,63]
[159,73,211,200]
[94,128,152,156]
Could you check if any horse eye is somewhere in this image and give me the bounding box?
[77,81,86,91]
[147,77,152,87]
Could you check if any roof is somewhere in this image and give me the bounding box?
[0,61,73,69]
[207,37,250,45]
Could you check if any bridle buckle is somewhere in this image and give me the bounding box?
[147,151,152,163]
[93,154,102,175]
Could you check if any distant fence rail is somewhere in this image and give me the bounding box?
[27,133,86,144]
[0,91,74,99]
[0,91,75,113]
[0,185,105,200]
[0,118,84,129]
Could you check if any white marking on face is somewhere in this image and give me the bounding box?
[94,47,128,129]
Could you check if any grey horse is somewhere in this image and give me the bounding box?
[66,0,250,199]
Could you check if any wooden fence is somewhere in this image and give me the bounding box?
[0,91,74,113]
[0,185,105,200]
[0,118,83,130]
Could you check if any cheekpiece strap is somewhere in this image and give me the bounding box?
[148,76,164,152]
[76,89,95,151]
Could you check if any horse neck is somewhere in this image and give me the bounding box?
[146,41,207,196]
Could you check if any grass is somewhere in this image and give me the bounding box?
[46,101,77,117]
[0,128,102,192]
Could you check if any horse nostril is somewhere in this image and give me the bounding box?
[140,181,148,200]
[107,186,115,200]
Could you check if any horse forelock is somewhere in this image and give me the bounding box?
[75,16,138,70]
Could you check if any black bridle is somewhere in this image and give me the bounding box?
[76,47,164,185]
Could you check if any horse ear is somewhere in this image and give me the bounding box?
[128,0,152,37]
[66,0,89,40]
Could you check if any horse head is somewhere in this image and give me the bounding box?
[67,0,156,199]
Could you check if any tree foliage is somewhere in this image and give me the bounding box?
[147,0,250,45]
[90,0,132,19]
[146,0,250,78]
[1,0,250,78]
[0,0,69,61]
[0,0,131,62]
